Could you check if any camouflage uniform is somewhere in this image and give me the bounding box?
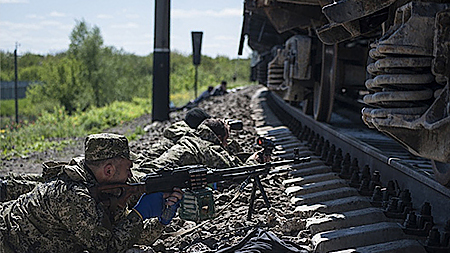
[138,120,244,164]
[1,173,41,202]
[0,157,144,252]
[0,160,70,202]
[0,133,165,252]
[138,121,194,163]
[137,124,253,172]
[1,122,243,201]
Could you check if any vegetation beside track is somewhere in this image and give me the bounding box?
[0,20,251,159]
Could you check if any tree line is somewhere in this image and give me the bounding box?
[0,20,251,115]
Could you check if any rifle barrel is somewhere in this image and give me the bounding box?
[213,156,310,173]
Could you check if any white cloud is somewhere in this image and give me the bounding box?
[97,14,113,19]
[26,14,45,19]
[39,20,71,30]
[111,22,139,29]
[0,0,28,3]
[0,20,72,33]
[0,21,41,31]
[21,36,68,45]
[121,40,150,47]
[172,8,241,19]
[49,11,67,17]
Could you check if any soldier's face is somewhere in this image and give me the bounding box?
[111,158,133,183]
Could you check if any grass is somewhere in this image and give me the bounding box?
[0,97,151,159]
[0,82,254,160]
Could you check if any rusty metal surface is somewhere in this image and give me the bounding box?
[367,57,433,75]
[316,22,355,45]
[243,0,450,182]
[243,1,292,53]
[375,2,450,57]
[256,0,323,33]
[363,84,450,164]
[276,0,321,5]
[286,35,312,80]
[365,74,435,90]
[363,89,433,103]
[432,9,450,84]
[266,35,314,102]
[322,0,396,24]
[362,2,450,165]
[317,1,389,44]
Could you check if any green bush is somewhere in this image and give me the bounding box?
[0,99,39,130]
[0,98,151,158]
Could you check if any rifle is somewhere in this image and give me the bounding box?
[91,149,310,221]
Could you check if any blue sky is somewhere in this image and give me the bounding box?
[0,0,251,58]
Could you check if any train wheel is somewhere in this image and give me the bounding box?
[431,160,450,187]
[314,43,337,122]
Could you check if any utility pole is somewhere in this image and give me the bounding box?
[152,0,170,122]
[14,42,19,124]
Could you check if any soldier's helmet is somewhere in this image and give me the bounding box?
[84,133,138,161]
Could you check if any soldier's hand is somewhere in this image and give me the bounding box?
[249,151,271,163]
[163,187,184,206]
[133,192,165,220]
[160,188,184,225]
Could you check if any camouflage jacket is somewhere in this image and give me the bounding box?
[0,157,144,253]
[137,124,251,172]
[163,120,193,141]
[1,173,41,202]
[138,121,194,163]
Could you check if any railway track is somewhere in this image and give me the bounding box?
[251,87,450,252]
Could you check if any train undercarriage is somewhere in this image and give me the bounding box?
[239,0,450,186]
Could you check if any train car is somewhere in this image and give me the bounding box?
[238,0,450,186]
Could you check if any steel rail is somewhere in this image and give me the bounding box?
[264,89,450,227]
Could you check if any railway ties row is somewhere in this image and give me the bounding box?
[250,88,450,252]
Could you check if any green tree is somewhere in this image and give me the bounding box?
[19,65,41,80]
[0,51,14,80]
[101,47,152,102]
[0,51,45,81]
[27,57,88,114]
[69,19,105,107]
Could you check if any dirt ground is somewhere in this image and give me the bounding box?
[0,84,311,252]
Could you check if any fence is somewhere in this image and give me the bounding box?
[0,81,36,100]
